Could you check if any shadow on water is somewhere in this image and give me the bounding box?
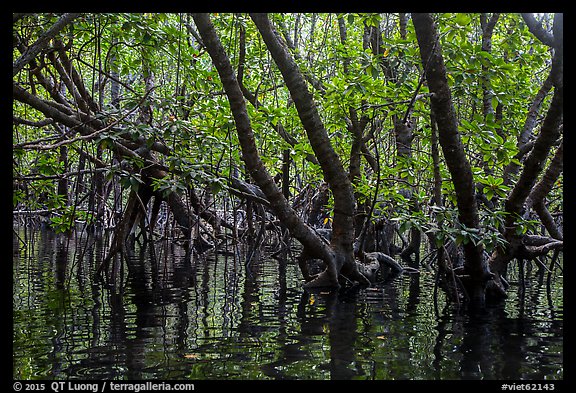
[13,227,563,380]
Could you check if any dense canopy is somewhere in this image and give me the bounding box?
[13,13,563,308]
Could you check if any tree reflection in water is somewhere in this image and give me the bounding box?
[13,228,563,380]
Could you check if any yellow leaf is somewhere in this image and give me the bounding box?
[383,48,390,57]
[309,294,315,305]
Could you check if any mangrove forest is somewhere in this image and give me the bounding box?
[13,13,563,381]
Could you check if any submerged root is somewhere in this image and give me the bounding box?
[364,252,404,274]
[303,269,340,289]
[355,258,379,282]
[343,262,372,286]
[299,248,408,288]
[96,190,141,280]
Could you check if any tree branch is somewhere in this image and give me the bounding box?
[13,13,81,76]
[521,13,555,47]
[191,13,333,264]
[412,13,487,284]
[250,13,356,244]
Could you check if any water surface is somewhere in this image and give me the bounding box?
[13,228,563,380]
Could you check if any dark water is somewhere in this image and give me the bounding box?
[13,228,563,380]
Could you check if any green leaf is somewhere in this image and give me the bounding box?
[370,65,379,79]
[399,221,411,233]
[455,14,471,26]
[210,179,223,194]
[484,188,494,201]
[491,97,499,112]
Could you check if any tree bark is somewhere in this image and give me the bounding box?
[412,13,491,306]
[527,140,563,240]
[480,13,500,118]
[502,16,562,225]
[250,13,368,286]
[192,13,368,288]
[487,13,563,298]
[503,72,554,186]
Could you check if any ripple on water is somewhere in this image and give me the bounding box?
[13,229,564,380]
